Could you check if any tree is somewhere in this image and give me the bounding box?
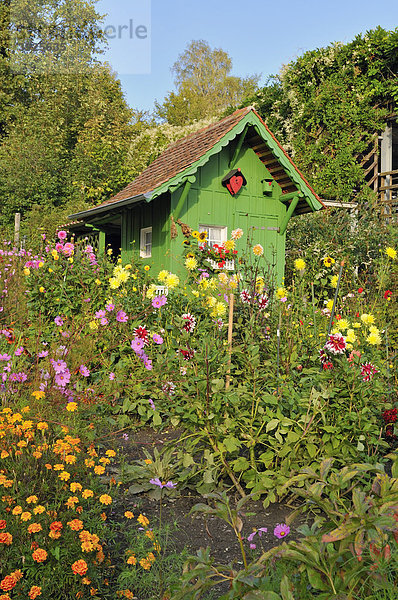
[155,40,259,125]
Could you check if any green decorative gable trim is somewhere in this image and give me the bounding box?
[146,111,323,215]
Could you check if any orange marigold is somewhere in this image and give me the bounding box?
[0,520,6,529]
[67,519,83,531]
[0,576,16,592]
[71,559,88,576]
[50,521,63,532]
[27,523,42,534]
[20,511,32,521]
[32,548,47,563]
[0,532,12,545]
[0,594,12,600]
[28,586,42,599]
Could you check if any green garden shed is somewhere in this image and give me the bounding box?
[68,107,324,281]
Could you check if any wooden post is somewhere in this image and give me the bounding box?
[14,213,20,246]
[225,293,234,390]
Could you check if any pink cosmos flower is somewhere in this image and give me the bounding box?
[79,365,90,377]
[152,297,163,309]
[63,242,74,257]
[38,350,49,358]
[55,242,64,252]
[14,347,24,356]
[51,359,67,373]
[116,310,128,323]
[131,338,145,352]
[273,524,290,539]
[100,318,109,326]
[149,478,176,489]
[55,370,71,387]
[95,310,106,319]
[54,316,63,326]
[105,303,115,312]
[109,372,115,381]
[57,230,67,240]
[152,333,163,345]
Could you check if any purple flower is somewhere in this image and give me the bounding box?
[54,316,63,326]
[152,333,163,345]
[150,478,176,489]
[95,310,106,319]
[57,230,67,240]
[131,338,145,352]
[79,365,90,377]
[0,353,11,361]
[100,317,109,326]
[55,370,71,387]
[122,433,129,440]
[105,303,115,312]
[158,295,167,307]
[116,310,128,323]
[109,372,115,380]
[152,297,163,309]
[14,346,24,356]
[273,524,290,539]
[148,398,156,411]
[38,350,49,358]
[51,359,67,373]
[144,359,153,371]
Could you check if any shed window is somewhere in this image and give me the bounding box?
[199,225,227,248]
[140,227,152,258]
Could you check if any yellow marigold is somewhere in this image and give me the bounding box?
[124,511,134,519]
[105,449,116,457]
[82,489,94,499]
[144,459,152,464]
[139,558,151,570]
[1,451,9,459]
[330,275,338,288]
[31,391,45,400]
[82,578,91,585]
[33,505,45,515]
[26,495,38,504]
[65,496,79,508]
[253,244,264,257]
[36,422,48,431]
[137,514,149,527]
[99,494,112,505]
[147,552,156,563]
[127,553,137,565]
[94,465,105,475]
[385,247,397,259]
[145,530,154,540]
[19,511,31,521]
[10,570,23,582]
[70,482,82,492]
[58,471,70,481]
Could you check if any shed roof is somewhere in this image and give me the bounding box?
[69,107,324,220]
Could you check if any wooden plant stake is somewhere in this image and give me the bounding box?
[225,293,234,390]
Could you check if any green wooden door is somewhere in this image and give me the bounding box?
[237,212,282,283]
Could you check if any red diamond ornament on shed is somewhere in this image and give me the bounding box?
[222,169,247,196]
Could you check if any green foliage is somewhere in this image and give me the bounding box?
[155,40,259,125]
[246,27,398,202]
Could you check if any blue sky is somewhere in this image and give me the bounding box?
[97,0,398,114]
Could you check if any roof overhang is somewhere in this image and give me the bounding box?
[68,193,149,221]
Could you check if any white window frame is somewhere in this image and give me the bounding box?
[199,225,227,248]
[140,227,152,258]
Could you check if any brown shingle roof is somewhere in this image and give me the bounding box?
[96,107,254,208]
